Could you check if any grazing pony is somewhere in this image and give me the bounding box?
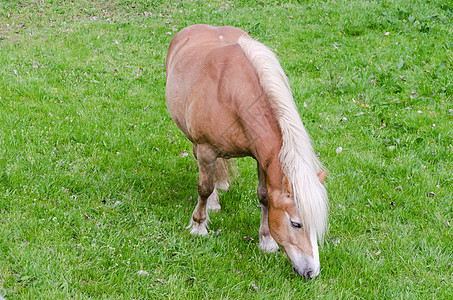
[165,25,328,280]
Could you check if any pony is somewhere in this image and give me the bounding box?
[165,24,328,280]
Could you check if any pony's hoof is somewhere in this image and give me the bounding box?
[187,220,208,235]
[259,236,279,253]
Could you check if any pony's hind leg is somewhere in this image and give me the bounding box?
[207,158,236,212]
[193,144,221,213]
[257,163,279,252]
[214,158,236,191]
[206,187,220,212]
[188,144,217,235]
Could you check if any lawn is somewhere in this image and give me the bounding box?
[0,0,452,298]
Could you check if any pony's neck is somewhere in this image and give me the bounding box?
[263,156,283,194]
[263,157,285,208]
[253,134,284,203]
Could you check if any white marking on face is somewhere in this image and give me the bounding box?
[219,35,224,41]
[310,229,320,277]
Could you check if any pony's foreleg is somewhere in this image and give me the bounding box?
[257,163,279,253]
[188,144,217,235]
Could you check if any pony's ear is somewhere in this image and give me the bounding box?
[317,170,327,184]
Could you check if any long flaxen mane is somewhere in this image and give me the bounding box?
[238,35,328,240]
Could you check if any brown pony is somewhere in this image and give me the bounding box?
[165,24,328,280]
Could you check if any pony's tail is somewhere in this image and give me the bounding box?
[214,158,237,191]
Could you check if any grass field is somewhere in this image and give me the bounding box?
[0,0,452,298]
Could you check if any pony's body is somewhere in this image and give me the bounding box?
[166,25,328,279]
[166,25,279,159]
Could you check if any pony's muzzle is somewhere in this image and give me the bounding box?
[292,264,318,281]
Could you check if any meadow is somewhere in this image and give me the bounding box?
[0,0,452,298]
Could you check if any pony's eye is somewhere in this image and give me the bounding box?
[290,221,302,229]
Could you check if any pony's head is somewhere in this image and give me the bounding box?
[268,171,327,280]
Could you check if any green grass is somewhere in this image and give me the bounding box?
[0,0,452,298]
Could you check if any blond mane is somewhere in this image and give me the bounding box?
[238,35,328,240]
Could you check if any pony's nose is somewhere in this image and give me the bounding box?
[292,266,314,281]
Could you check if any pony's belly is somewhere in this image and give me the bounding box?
[187,120,253,158]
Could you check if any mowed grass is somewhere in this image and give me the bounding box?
[0,0,452,298]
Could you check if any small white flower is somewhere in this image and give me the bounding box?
[336,147,343,154]
[137,270,149,276]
